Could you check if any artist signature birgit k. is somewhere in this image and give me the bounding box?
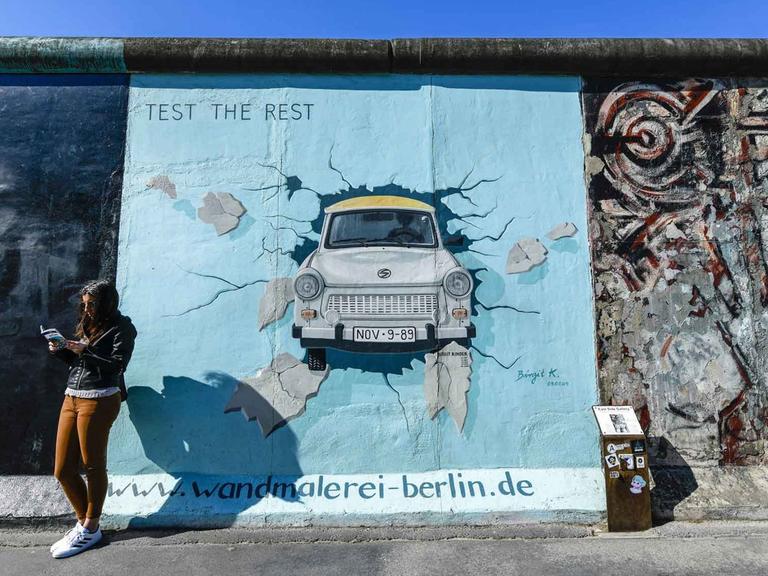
[516,368,567,386]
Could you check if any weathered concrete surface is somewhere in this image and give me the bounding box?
[391,38,768,76]
[0,37,125,72]
[3,523,768,576]
[124,38,391,73]
[651,466,768,521]
[583,78,768,467]
[5,38,768,76]
[0,477,73,525]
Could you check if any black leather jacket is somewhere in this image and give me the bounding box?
[51,314,137,395]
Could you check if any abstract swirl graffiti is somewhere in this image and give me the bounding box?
[584,79,768,465]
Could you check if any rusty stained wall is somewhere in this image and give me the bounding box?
[583,79,768,467]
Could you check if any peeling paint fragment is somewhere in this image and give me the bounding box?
[506,237,548,274]
[258,277,295,330]
[198,192,247,235]
[147,175,177,199]
[424,342,473,432]
[546,222,578,240]
[224,353,329,437]
[664,223,686,240]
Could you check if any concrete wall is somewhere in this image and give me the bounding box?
[583,79,768,467]
[0,75,128,474]
[2,38,768,526]
[107,74,601,525]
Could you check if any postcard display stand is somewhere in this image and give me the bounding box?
[592,406,652,531]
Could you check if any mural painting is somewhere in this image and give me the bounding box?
[109,75,600,523]
[583,79,768,467]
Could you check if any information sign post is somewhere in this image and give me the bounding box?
[593,406,652,532]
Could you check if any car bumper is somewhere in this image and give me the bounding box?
[292,323,476,353]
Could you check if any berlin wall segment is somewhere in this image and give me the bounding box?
[0,74,129,474]
[582,78,768,477]
[93,73,602,526]
[3,38,768,526]
[8,66,768,526]
[5,38,768,77]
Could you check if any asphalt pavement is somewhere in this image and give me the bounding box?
[2,521,768,575]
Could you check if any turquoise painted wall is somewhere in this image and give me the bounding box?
[108,74,601,521]
[113,73,598,468]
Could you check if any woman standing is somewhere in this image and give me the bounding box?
[47,280,137,559]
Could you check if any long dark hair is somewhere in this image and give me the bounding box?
[74,280,120,342]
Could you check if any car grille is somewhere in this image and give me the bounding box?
[327,294,437,317]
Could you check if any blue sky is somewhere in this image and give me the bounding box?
[0,0,759,38]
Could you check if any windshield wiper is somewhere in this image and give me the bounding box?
[332,237,369,247]
[332,237,421,248]
[368,237,407,246]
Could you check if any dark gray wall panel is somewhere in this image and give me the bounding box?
[0,75,128,474]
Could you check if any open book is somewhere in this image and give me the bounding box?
[40,325,66,347]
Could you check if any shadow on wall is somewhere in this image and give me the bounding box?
[123,372,303,528]
[649,436,698,526]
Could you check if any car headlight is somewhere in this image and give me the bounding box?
[294,270,324,300]
[444,269,472,298]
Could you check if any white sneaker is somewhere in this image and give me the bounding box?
[51,525,102,558]
[49,521,83,554]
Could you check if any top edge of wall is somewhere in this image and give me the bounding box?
[2,37,768,76]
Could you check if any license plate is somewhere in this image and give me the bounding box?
[353,327,416,343]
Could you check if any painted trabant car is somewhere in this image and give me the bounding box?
[292,195,475,370]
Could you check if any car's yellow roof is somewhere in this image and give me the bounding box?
[326,195,435,213]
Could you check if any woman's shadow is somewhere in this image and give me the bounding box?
[112,370,303,537]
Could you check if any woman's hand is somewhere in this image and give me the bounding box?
[48,341,64,353]
[65,340,87,354]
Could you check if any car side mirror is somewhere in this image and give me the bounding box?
[444,235,464,247]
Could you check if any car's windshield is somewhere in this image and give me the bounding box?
[326,209,438,249]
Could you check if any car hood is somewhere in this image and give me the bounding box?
[307,247,459,286]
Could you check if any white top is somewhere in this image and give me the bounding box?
[64,387,121,399]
